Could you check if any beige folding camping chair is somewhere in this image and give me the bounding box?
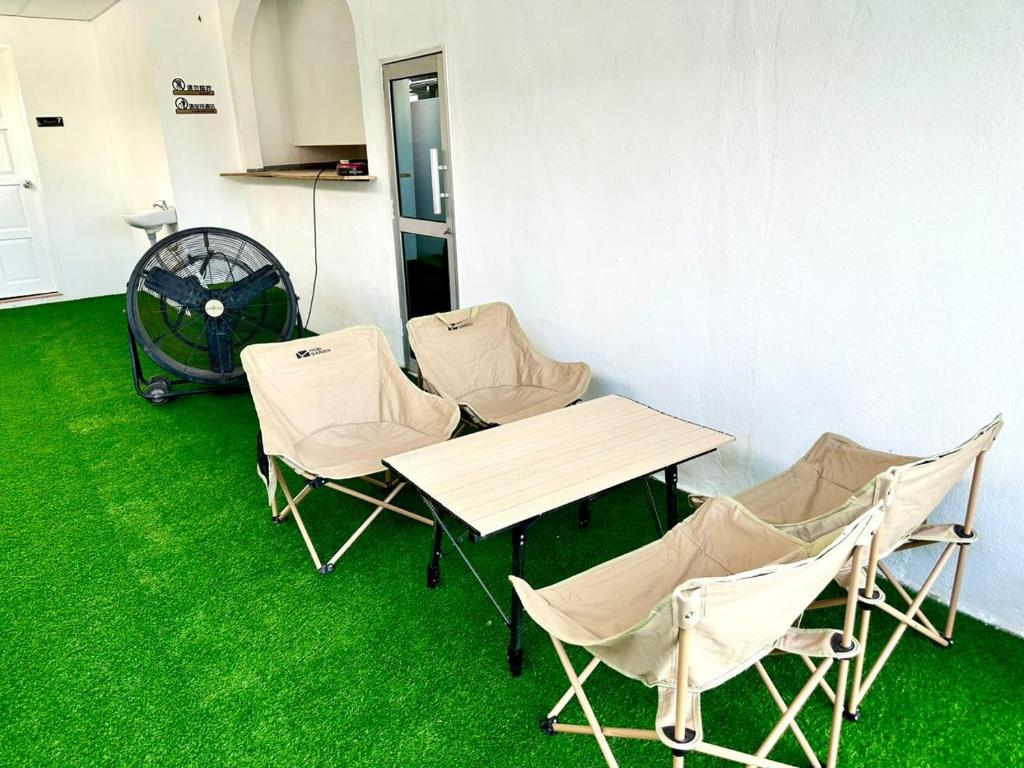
[512,495,883,768]
[406,301,591,429]
[718,415,1002,717]
[241,325,460,574]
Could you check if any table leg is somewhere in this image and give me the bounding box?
[427,505,444,589]
[665,464,679,528]
[578,497,591,529]
[508,521,529,676]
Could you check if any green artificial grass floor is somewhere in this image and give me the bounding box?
[1,294,1021,767]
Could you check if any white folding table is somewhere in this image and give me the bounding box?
[384,394,733,675]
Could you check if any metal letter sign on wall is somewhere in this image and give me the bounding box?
[172,78,217,114]
[171,77,215,96]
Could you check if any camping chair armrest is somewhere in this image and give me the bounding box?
[909,523,978,544]
[775,627,860,660]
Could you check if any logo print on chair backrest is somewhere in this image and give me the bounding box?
[295,347,330,359]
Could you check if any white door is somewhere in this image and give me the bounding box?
[383,52,458,364]
[0,47,55,299]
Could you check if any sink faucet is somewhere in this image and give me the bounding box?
[152,199,169,210]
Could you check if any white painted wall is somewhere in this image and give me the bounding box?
[135,0,249,233]
[230,176,397,334]
[338,0,1024,634]
[277,0,364,147]
[249,0,298,166]
[249,0,364,167]
[91,0,175,253]
[0,15,137,300]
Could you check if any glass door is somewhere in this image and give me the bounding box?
[383,52,457,364]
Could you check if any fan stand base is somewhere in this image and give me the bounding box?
[126,316,248,404]
[125,309,304,404]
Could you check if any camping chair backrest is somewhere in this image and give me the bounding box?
[241,325,446,460]
[867,415,1002,556]
[735,434,918,526]
[516,496,881,692]
[407,302,555,398]
[772,416,1002,558]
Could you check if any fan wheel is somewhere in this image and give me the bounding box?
[143,377,172,405]
[126,227,299,386]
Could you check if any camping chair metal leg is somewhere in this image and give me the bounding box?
[751,657,834,764]
[823,542,863,768]
[945,450,986,641]
[800,655,837,704]
[270,457,311,524]
[322,480,431,526]
[674,627,691,755]
[694,743,799,768]
[272,460,422,574]
[277,468,324,571]
[754,662,822,768]
[877,562,944,639]
[871,600,947,646]
[808,597,847,610]
[509,521,530,676]
[848,528,881,719]
[945,548,972,641]
[287,499,323,572]
[826,658,851,768]
[322,481,406,573]
[551,636,619,768]
[665,464,679,528]
[547,656,602,723]
[277,483,312,525]
[870,564,949,646]
[851,542,956,710]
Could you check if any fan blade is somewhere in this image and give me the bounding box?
[144,267,208,310]
[205,317,235,374]
[220,265,280,310]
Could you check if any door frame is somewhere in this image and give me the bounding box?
[381,49,458,364]
[0,44,60,300]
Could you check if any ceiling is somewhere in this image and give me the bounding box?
[0,0,121,22]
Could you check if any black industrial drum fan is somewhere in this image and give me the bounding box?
[126,227,300,404]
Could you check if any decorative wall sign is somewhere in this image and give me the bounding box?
[175,97,218,115]
[35,116,64,127]
[171,77,215,96]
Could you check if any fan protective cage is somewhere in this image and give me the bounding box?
[126,227,299,385]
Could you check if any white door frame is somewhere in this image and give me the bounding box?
[382,50,458,364]
[0,45,59,301]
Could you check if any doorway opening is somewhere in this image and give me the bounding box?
[383,52,457,365]
[0,47,56,300]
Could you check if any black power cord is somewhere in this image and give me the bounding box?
[306,167,327,329]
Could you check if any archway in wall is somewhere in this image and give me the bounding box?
[228,0,365,171]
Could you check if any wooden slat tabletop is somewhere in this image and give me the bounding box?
[385,395,733,537]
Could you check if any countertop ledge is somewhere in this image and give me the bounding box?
[221,170,376,182]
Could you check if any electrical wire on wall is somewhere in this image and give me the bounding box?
[305,167,327,331]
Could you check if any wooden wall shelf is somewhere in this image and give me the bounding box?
[221,170,376,182]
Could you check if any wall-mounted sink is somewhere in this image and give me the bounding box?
[124,203,177,245]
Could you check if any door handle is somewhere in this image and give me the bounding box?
[429,147,444,215]
[21,179,34,189]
